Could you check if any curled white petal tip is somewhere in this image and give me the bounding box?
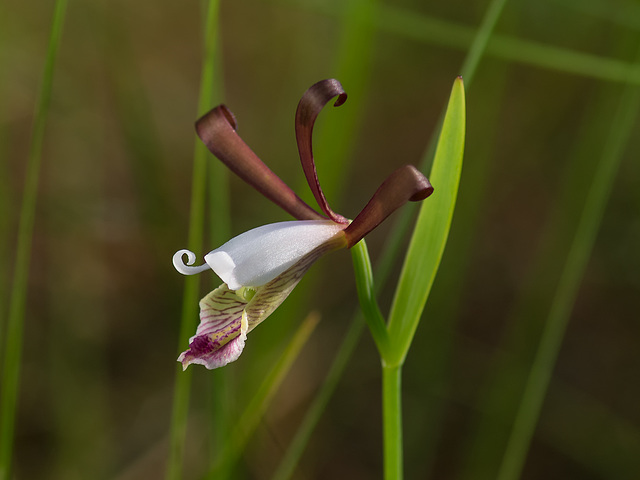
[173,249,211,275]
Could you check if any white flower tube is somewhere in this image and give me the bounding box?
[173,220,346,290]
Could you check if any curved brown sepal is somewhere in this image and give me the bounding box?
[196,105,324,221]
[344,165,434,247]
[295,79,349,224]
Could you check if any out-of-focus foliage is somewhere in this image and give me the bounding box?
[1,0,639,478]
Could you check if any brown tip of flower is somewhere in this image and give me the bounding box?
[196,106,324,221]
[344,165,434,247]
[295,79,349,224]
[218,104,237,129]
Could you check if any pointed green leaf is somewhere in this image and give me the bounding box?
[386,77,466,366]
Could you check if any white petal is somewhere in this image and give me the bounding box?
[204,220,344,290]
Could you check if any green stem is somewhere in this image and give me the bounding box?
[350,239,402,478]
[0,1,67,478]
[350,240,389,357]
[382,364,403,480]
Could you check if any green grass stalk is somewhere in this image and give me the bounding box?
[350,240,389,356]
[0,1,68,478]
[495,51,640,480]
[208,133,231,477]
[299,0,640,85]
[198,2,230,477]
[382,364,403,480]
[298,0,379,204]
[165,1,222,478]
[104,2,173,238]
[0,1,9,342]
[457,67,623,480]
[210,313,320,477]
[350,239,403,478]
[458,0,510,85]
[271,315,365,480]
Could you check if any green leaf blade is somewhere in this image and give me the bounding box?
[387,77,466,366]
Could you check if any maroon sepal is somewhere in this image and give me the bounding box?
[295,79,349,224]
[196,105,324,221]
[344,165,434,248]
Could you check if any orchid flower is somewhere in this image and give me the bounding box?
[173,79,434,370]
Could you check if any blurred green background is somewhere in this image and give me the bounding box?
[1,0,639,478]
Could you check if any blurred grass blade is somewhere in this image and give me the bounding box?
[271,315,364,480]
[210,313,320,477]
[208,152,232,477]
[457,78,620,479]
[300,0,640,85]
[374,1,506,288]
[459,0,509,84]
[104,3,173,238]
[0,0,10,356]
[496,50,640,480]
[205,14,230,479]
[548,0,640,29]
[0,1,68,478]
[298,0,379,205]
[387,77,465,366]
[377,4,640,84]
[166,1,222,478]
